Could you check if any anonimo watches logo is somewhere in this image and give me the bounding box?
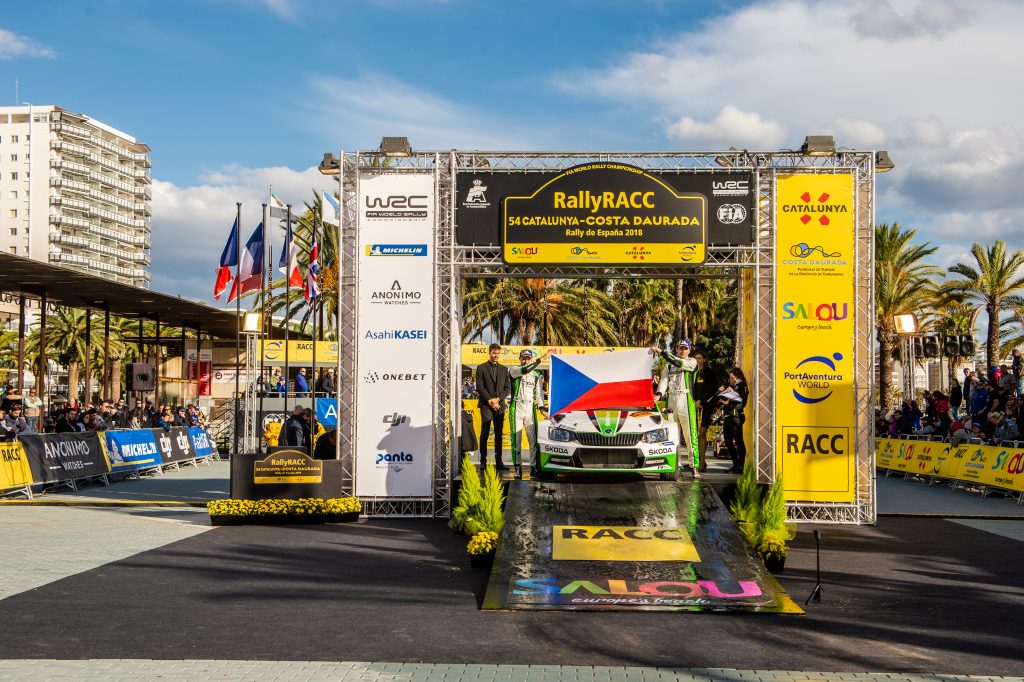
[786,352,844,404]
[370,280,422,306]
[782,191,848,226]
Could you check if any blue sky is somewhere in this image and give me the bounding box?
[2,0,1023,303]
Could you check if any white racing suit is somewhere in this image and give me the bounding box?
[657,351,699,471]
[509,359,544,475]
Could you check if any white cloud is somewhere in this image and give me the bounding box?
[306,73,542,151]
[261,0,298,21]
[666,105,786,149]
[0,28,55,60]
[149,165,335,302]
[834,118,886,148]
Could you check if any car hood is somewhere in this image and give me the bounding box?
[550,409,664,436]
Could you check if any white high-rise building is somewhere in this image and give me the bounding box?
[0,105,151,287]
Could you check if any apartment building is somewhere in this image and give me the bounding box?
[0,105,151,287]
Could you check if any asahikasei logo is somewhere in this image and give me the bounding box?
[786,352,844,404]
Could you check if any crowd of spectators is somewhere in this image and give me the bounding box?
[0,383,207,441]
[256,367,336,398]
[877,357,1024,447]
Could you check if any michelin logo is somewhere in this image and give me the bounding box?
[365,244,428,257]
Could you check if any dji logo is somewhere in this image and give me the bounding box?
[383,413,410,426]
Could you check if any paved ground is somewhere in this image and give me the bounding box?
[1,463,1023,679]
[0,661,1017,681]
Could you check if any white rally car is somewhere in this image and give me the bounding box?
[533,408,680,481]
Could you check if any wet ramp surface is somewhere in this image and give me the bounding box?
[484,479,802,612]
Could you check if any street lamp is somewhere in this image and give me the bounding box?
[893,313,918,335]
[893,314,920,401]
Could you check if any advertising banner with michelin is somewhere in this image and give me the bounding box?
[356,173,435,497]
[774,173,857,503]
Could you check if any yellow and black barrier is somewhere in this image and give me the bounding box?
[876,437,1024,500]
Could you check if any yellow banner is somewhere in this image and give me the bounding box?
[875,438,1024,492]
[463,400,515,452]
[259,340,338,366]
[775,174,857,503]
[552,525,701,562]
[461,344,633,367]
[0,441,33,490]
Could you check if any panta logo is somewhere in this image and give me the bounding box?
[783,427,847,455]
[716,204,747,224]
[511,246,538,255]
[782,191,849,225]
[712,180,750,197]
[364,195,429,219]
[781,301,849,321]
[463,179,489,208]
[375,451,414,471]
[371,280,422,305]
[785,352,844,404]
[383,412,409,426]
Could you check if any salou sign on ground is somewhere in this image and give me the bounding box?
[356,173,435,498]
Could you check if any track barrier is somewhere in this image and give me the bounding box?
[0,427,215,499]
[876,436,1024,505]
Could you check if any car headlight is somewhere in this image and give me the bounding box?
[549,427,574,442]
[642,428,669,443]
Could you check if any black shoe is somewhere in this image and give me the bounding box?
[495,460,507,470]
[514,466,523,480]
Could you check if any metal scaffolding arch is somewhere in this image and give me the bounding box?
[335,149,877,524]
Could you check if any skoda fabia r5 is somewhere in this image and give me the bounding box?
[534,408,680,480]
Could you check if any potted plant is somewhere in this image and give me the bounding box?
[207,496,361,525]
[467,531,499,569]
[728,457,761,544]
[753,474,794,573]
[450,453,484,534]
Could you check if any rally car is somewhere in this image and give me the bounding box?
[533,408,680,481]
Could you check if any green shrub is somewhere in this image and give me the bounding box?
[479,463,506,534]
[753,473,794,557]
[450,454,484,534]
[729,456,761,527]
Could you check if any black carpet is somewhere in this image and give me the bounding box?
[1,515,1022,674]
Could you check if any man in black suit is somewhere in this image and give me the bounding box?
[476,343,511,469]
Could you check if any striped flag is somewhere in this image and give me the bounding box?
[278,218,303,289]
[269,191,288,219]
[304,231,320,301]
[321,190,340,226]
[213,217,238,300]
[227,223,264,303]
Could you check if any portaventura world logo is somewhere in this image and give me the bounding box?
[786,352,844,404]
[781,191,848,226]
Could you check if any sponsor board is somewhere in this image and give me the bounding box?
[357,173,435,497]
[253,449,323,484]
[552,525,701,562]
[259,340,339,366]
[775,174,856,503]
[188,427,214,458]
[0,441,34,490]
[875,437,1024,492]
[104,429,162,471]
[21,432,108,482]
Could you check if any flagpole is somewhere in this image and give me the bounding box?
[311,208,318,454]
[284,204,292,425]
[234,202,242,459]
[259,203,268,452]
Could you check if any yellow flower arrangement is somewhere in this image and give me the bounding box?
[467,531,499,556]
[207,497,361,517]
[756,530,789,561]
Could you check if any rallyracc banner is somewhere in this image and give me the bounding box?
[549,349,654,414]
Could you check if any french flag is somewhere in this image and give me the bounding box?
[213,218,238,301]
[278,220,303,289]
[549,349,655,414]
[227,223,264,303]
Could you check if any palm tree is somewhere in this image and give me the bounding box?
[612,279,676,347]
[23,307,108,403]
[874,223,940,411]
[944,240,1024,372]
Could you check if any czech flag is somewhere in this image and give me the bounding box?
[213,217,238,301]
[549,349,655,414]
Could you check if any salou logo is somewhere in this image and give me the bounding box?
[371,280,422,306]
[365,244,428,257]
[462,179,490,209]
[511,247,538,255]
[712,179,750,197]
[781,301,849,322]
[786,352,844,404]
[364,194,429,219]
[781,191,848,226]
[716,204,747,225]
[784,243,847,266]
[375,451,414,471]
[363,371,427,384]
[363,328,428,341]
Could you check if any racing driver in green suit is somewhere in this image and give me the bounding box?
[652,339,701,478]
[509,348,553,480]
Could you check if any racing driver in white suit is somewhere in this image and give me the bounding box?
[509,348,553,480]
[652,339,701,478]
